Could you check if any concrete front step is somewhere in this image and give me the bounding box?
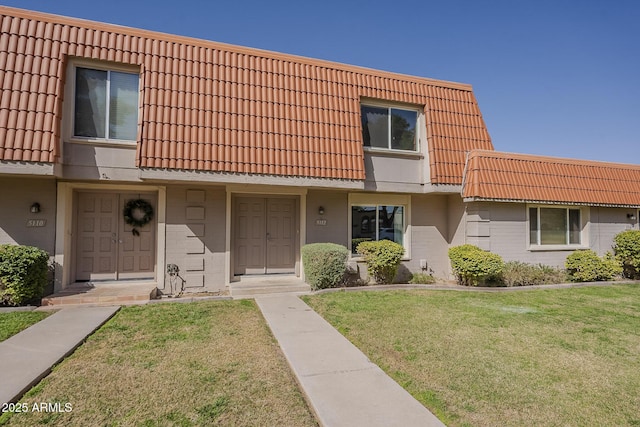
[41,282,157,306]
[230,276,311,298]
[231,284,311,297]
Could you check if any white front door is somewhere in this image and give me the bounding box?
[75,192,156,281]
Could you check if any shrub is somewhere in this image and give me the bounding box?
[500,261,567,286]
[448,244,504,286]
[351,238,372,254]
[356,240,405,284]
[409,272,436,284]
[301,243,349,290]
[613,230,640,279]
[0,244,49,306]
[565,250,622,282]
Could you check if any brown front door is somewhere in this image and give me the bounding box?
[76,192,156,282]
[234,197,296,275]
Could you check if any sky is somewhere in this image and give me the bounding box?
[3,0,639,163]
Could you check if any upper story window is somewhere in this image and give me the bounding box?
[73,67,139,142]
[529,206,582,246]
[361,105,418,152]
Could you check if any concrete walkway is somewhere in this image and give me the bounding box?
[0,306,119,406]
[257,295,445,427]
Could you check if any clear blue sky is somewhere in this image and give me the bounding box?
[3,0,639,163]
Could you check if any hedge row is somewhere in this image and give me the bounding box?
[448,229,640,286]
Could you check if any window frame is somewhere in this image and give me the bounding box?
[360,102,421,153]
[65,60,141,147]
[348,193,411,258]
[527,205,588,250]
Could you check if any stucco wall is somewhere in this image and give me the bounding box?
[62,142,140,182]
[164,185,226,293]
[589,207,638,254]
[305,191,455,281]
[466,202,639,267]
[448,195,466,248]
[409,194,454,279]
[305,190,349,247]
[0,177,56,254]
[363,153,424,193]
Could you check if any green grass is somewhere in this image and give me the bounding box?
[0,300,316,426]
[304,284,640,427]
[0,311,51,342]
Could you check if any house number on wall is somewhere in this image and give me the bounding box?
[316,219,327,226]
[26,219,46,227]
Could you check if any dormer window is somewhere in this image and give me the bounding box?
[73,66,139,142]
[361,105,418,152]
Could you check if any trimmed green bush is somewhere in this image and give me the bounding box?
[301,243,349,290]
[356,240,405,284]
[0,244,49,306]
[613,230,640,279]
[351,238,372,254]
[448,244,504,286]
[565,250,622,282]
[408,272,436,284]
[500,261,567,287]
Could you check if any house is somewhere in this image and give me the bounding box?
[1,6,638,296]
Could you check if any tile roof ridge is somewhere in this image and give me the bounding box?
[467,149,640,170]
[0,5,473,91]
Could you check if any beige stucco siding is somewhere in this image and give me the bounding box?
[305,191,454,281]
[465,202,638,268]
[589,207,638,254]
[447,195,466,248]
[409,194,452,279]
[305,190,349,247]
[164,185,227,293]
[62,142,140,182]
[0,177,56,253]
[363,152,424,193]
[467,202,574,267]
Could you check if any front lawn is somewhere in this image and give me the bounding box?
[304,285,640,427]
[0,311,51,342]
[0,300,316,426]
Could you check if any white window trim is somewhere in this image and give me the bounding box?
[63,59,141,148]
[360,101,422,154]
[527,204,590,250]
[348,193,411,260]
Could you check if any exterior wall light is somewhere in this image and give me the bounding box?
[318,206,325,215]
[30,202,41,213]
[627,213,636,220]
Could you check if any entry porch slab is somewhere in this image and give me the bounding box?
[230,275,310,298]
[41,282,157,306]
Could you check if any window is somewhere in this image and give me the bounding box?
[529,207,581,246]
[351,204,405,253]
[74,67,139,141]
[361,105,418,151]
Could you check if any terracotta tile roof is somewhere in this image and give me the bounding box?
[0,6,492,182]
[462,150,640,207]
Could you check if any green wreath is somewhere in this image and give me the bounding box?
[123,199,154,235]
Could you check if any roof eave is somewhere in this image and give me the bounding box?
[139,168,365,189]
[463,196,640,209]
